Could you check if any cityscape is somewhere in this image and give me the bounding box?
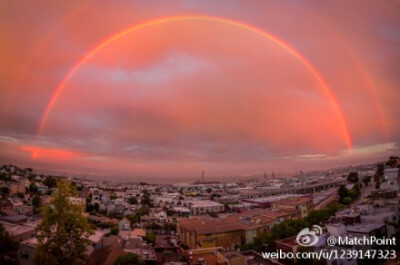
[0,159,399,265]
[0,1,399,265]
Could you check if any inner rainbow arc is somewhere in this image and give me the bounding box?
[36,15,352,150]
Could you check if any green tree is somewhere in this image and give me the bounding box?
[347,172,359,183]
[34,179,93,265]
[0,173,11,181]
[146,222,162,231]
[141,190,152,206]
[110,226,119,235]
[1,187,9,196]
[113,253,144,265]
[43,176,57,188]
[337,185,348,204]
[343,197,352,205]
[163,222,177,232]
[144,232,156,244]
[128,197,137,205]
[32,195,41,208]
[374,163,384,189]
[29,182,38,193]
[347,189,359,199]
[362,175,372,187]
[385,156,399,168]
[85,202,99,213]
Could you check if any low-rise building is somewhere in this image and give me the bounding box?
[183,200,224,215]
[19,237,38,265]
[0,180,26,194]
[271,196,313,219]
[178,217,242,250]
[35,182,48,194]
[118,218,131,231]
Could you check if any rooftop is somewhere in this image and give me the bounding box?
[87,245,125,265]
[346,223,385,234]
[274,196,312,206]
[188,200,223,208]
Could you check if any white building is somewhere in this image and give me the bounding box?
[183,200,224,215]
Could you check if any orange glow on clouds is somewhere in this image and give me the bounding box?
[0,1,398,178]
[37,15,352,150]
[22,146,81,161]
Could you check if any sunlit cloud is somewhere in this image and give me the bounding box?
[21,146,82,161]
[0,1,398,179]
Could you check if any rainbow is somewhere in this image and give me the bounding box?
[36,15,352,149]
[309,11,388,139]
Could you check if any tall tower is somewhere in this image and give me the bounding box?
[202,170,205,183]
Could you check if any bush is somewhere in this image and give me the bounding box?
[343,197,352,205]
[113,253,144,265]
[347,172,359,183]
[110,226,119,235]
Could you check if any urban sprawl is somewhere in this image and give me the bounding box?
[0,156,399,265]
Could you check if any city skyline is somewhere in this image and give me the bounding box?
[0,1,399,179]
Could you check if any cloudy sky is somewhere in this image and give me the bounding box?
[0,1,399,181]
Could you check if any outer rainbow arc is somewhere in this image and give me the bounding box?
[308,11,388,139]
[1,0,95,120]
[36,15,352,150]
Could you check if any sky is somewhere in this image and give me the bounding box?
[0,0,399,181]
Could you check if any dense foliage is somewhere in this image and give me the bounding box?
[113,253,144,265]
[34,179,93,265]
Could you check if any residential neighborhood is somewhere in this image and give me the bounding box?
[1,157,399,265]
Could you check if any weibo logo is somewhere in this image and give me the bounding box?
[295,225,323,247]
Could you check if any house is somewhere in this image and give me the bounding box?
[173,207,191,217]
[19,237,38,265]
[155,210,168,222]
[89,229,108,249]
[18,205,33,216]
[115,204,125,215]
[87,245,125,265]
[346,223,387,238]
[0,209,28,224]
[101,235,124,249]
[68,197,85,207]
[182,247,221,265]
[118,218,131,231]
[3,222,35,241]
[0,180,26,194]
[217,251,247,265]
[35,182,48,194]
[123,238,157,263]
[106,204,116,214]
[154,235,178,251]
[9,197,24,212]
